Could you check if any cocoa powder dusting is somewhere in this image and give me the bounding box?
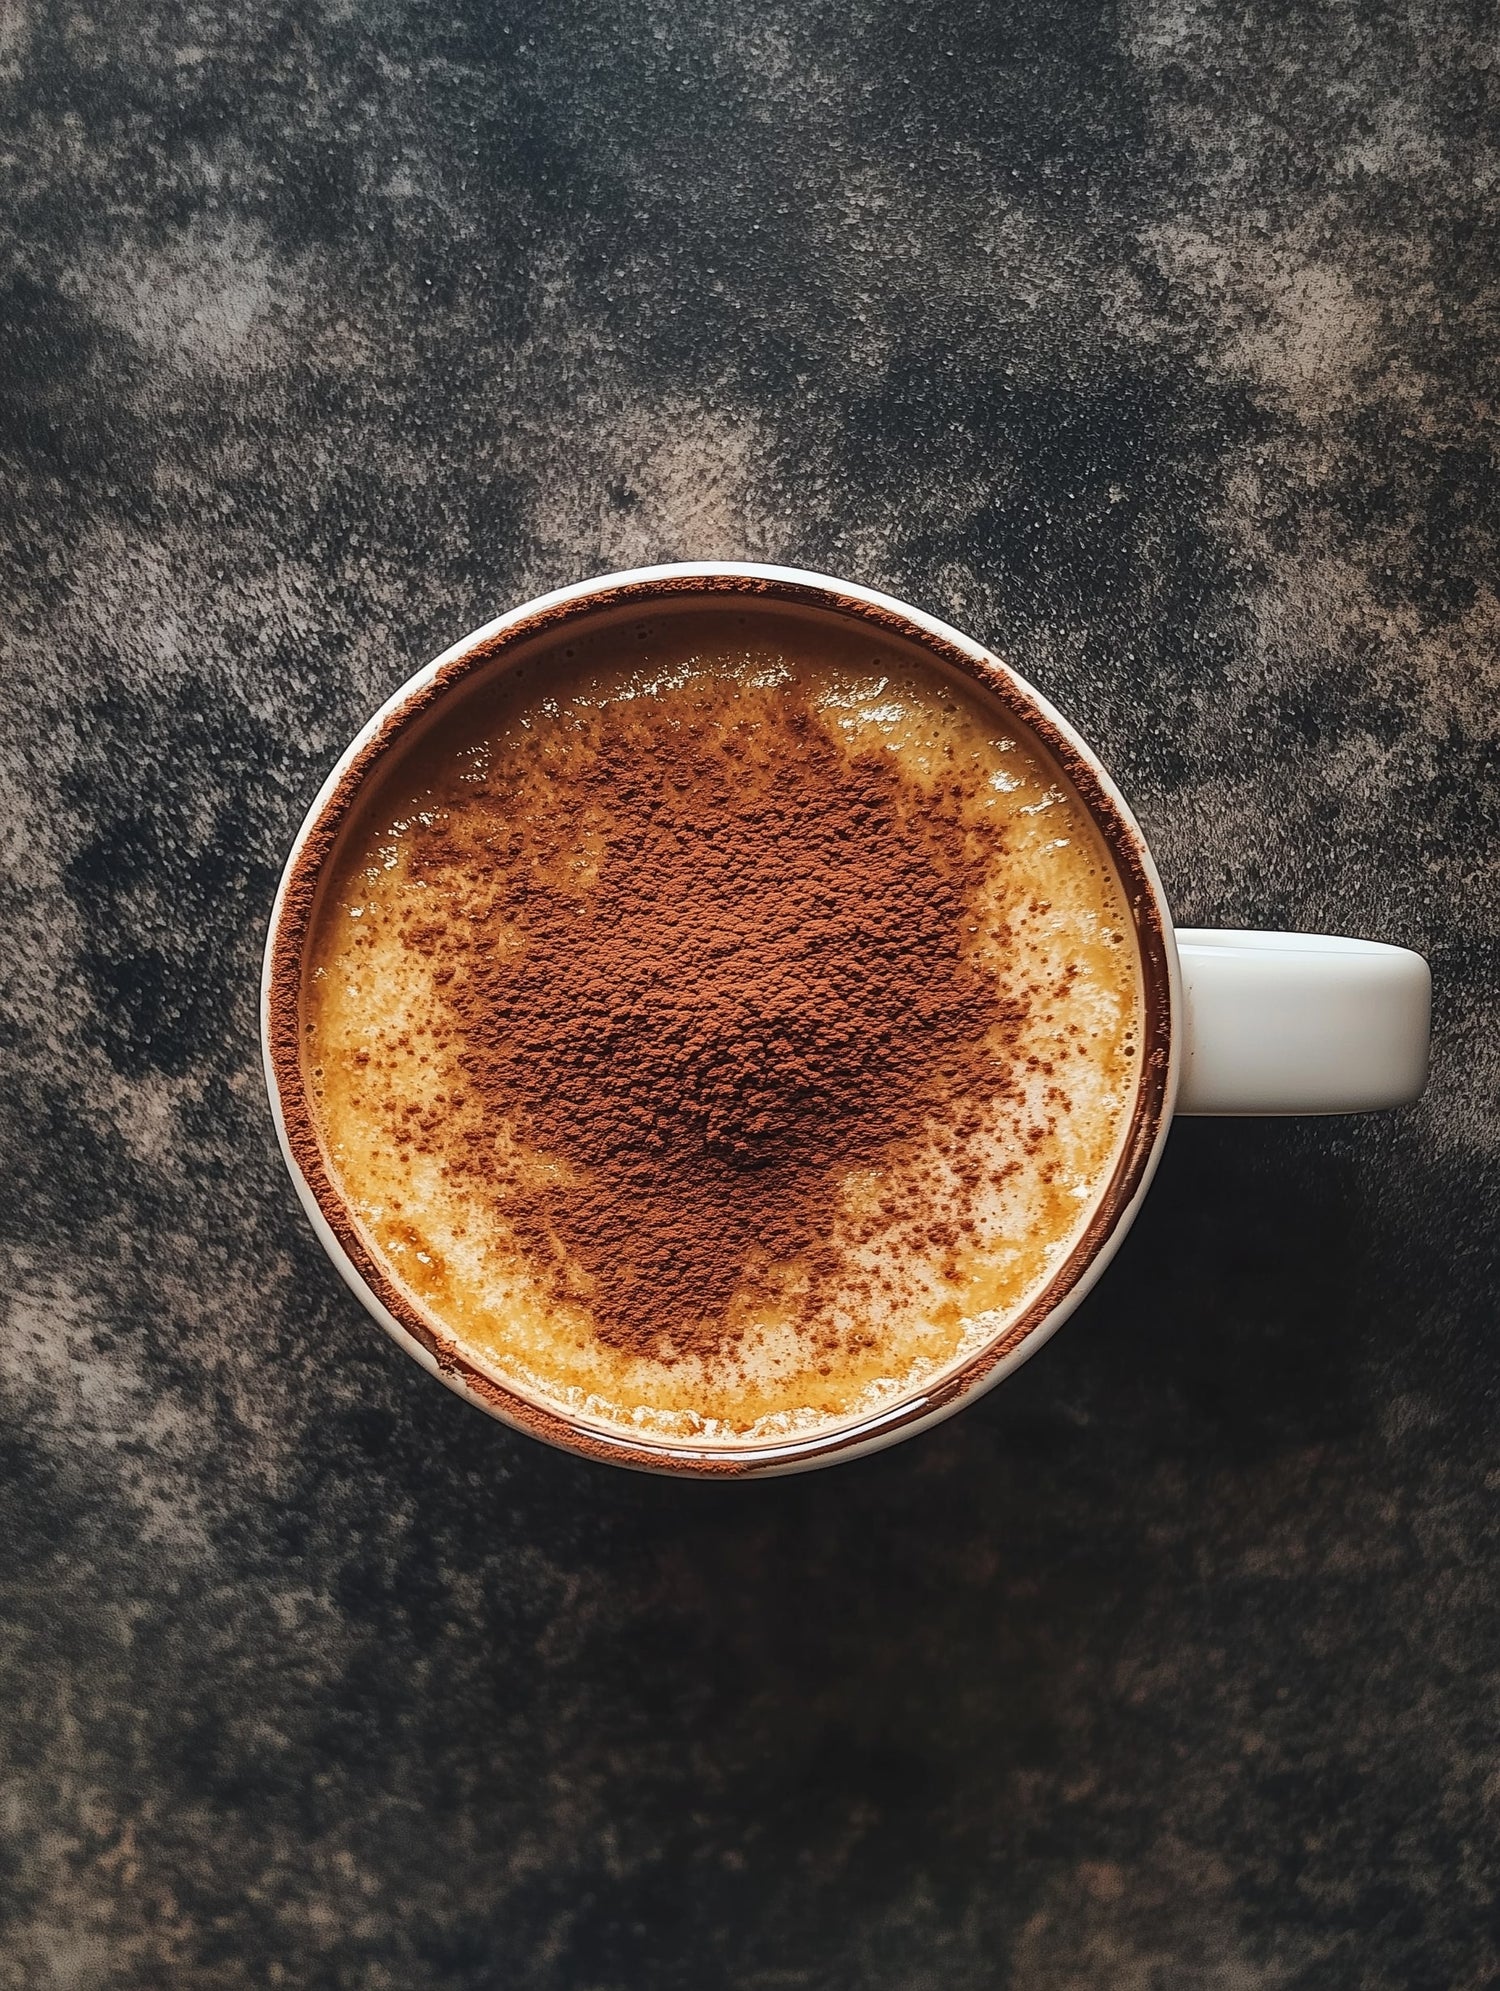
[401,678,1023,1367]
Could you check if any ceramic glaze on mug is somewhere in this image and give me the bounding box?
[260,569,1426,1473]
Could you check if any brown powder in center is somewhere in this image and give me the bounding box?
[403,686,1021,1364]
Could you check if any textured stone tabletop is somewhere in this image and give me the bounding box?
[3,4,1497,1986]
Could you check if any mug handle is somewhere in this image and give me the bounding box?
[1174,930,1431,1115]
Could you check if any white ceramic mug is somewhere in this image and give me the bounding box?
[262,564,1431,1474]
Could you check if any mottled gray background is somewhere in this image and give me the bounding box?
[3,2,1498,1986]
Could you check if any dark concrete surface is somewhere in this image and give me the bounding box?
[3,3,1498,1986]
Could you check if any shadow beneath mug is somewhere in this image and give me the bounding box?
[987,1112,1377,1469]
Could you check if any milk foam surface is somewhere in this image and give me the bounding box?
[303,612,1143,1447]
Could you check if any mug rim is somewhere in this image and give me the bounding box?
[261,562,1180,1476]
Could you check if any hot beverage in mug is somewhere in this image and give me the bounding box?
[264,567,1429,1474]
